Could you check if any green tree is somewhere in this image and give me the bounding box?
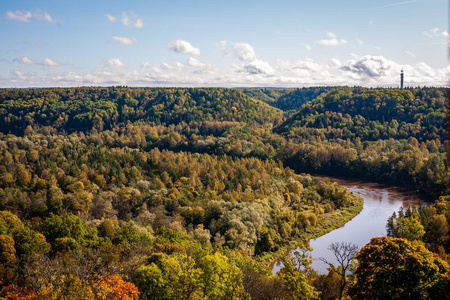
[38,213,100,249]
[0,211,24,236]
[134,253,203,300]
[387,210,425,241]
[13,227,50,258]
[277,247,319,299]
[199,251,246,299]
[0,235,18,284]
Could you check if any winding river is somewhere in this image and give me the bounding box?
[272,178,425,274]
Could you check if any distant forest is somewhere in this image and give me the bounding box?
[0,86,448,299]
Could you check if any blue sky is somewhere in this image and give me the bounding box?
[1,0,448,87]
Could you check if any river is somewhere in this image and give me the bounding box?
[272,178,425,274]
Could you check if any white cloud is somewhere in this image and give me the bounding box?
[21,56,39,65]
[34,9,56,23]
[244,59,274,76]
[277,58,330,81]
[13,70,27,79]
[424,27,448,38]
[106,58,125,68]
[8,70,39,84]
[160,62,173,70]
[14,56,39,65]
[231,43,257,61]
[357,39,364,45]
[399,62,449,86]
[120,13,130,26]
[216,40,227,48]
[45,13,54,23]
[168,40,201,56]
[424,28,439,37]
[120,12,143,28]
[276,55,450,87]
[13,56,61,67]
[105,14,117,23]
[219,41,257,61]
[317,32,348,46]
[134,19,144,29]
[6,10,33,22]
[331,58,342,67]
[44,58,60,66]
[112,36,137,45]
[336,54,450,86]
[161,61,186,70]
[340,55,394,78]
[5,9,57,23]
[187,57,217,73]
[304,44,312,51]
[187,57,203,67]
[3,53,449,88]
[106,12,143,28]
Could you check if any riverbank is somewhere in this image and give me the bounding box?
[308,171,436,202]
[258,187,364,266]
[306,178,424,273]
[267,176,426,274]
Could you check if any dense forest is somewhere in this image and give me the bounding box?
[277,87,448,199]
[0,86,448,299]
[242,87,335,113]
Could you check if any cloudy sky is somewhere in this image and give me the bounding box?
[1,0,448,88]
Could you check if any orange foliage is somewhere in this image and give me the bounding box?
[0,282,37,300]
[97,274,139,300]
[151,242,184,254]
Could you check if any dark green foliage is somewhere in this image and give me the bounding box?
[271,87,334,112]
[277,87,447,143]
[0,87,282,136]
[12,226,50,257]
[242,87,334,113]
[37,213,100,249]
[388,199,450,255]
[241,88,293,105]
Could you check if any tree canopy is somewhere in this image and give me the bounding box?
[0,86,448,298]
[349,236,449,300]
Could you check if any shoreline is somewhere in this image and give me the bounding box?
[256,189,364,271]
[266,176,426,274]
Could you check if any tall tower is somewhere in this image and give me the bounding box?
[400,70,404,89]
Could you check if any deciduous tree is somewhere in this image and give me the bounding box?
[349,236,449,300]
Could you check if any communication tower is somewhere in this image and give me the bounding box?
[400,70,404,89]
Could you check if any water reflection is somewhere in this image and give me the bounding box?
[272,179,424,274]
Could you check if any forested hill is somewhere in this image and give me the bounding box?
[0,86,368,298]
[0,87,283,136]
[242,87,334,112]
[276,87,447,143]
[241,88,293,105]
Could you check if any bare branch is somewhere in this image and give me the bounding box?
[319,242,359,300]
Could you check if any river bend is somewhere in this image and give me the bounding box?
[272,178,424,274]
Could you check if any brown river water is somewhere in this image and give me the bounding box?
[272,178,425,274]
